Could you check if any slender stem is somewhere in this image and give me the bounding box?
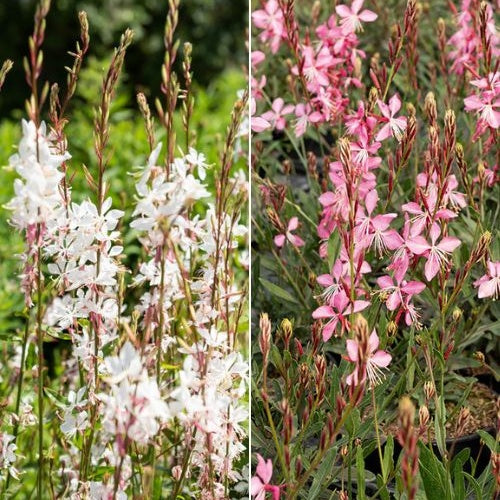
[371,388,386,480]
[36,237,44,500]
[4,317,30,493]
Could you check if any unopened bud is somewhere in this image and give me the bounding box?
[419,405,430,429]
[340,445,349,457]
[456,407,471,436]
[399,396,416,430]
[424,381,435,401]
[280,318,293,349]
[424,92,437,124]
[473,351,485,364]
[259,313,272,363]
[387,321,398,337]
[452,308,462,322]
[295,455,303,476]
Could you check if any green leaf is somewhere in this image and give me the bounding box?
[308,447,337,500]
[434,395,446,458]
[382,435,394,483]
[418,442,448,500]
[259,278,300,305]
[451,448,469,500]
[356,445,367,500]
[476,430,498,452]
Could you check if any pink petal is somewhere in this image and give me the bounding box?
[312,305,334,319]
[252,116,271,132]
[250,477,264,496]
[402,281,426,295]
[377,275,394,289]
[383,230,404,250]
[359,9,378,22]
[323,320,338,341]
[274,234,286,247]
[401,202,423,215]
[375,123,392,141]
[317,274,334,287]
[256,454,273,484]
[289,234,305,247]
[429,223,441,244]
[424,253,440,281]
[386,290,401,311]
[351,300,371,313]
[437,237,461,253]
[346,339,359,362]
[406,237,430,255]
[463,94,484,111]
[365,189,379,214]
[478,279,495,298]
[371,350,392,367]
[288,217,299,231]
[368,330,379,351]
[351,0,364,14]
[335,5,352,18]
[319,191,336,207]
[388,94,402,115]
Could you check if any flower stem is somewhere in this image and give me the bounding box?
[36,235,44,500]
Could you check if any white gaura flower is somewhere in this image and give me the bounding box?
[186,147,210,180]
[0,433,19,480]
[7,120,70,229]
[102,341,143,384]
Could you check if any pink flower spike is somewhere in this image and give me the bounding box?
[336,0,377,34]
[474,261,500,299]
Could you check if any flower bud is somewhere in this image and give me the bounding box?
[280,318,293,349]
[473,351,485,364]
[424,381,435,401]
[259,313,272,364]
[387,321,398,337]
[419,405,430,429]
[452,308,462,322]
[424,92,437,124]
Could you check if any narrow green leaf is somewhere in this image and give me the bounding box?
[259,278,300,305]
[308,447,337,500]
[356,445,367,500]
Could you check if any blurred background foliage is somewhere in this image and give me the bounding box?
[0,0,247,114]
[0,0,247,338]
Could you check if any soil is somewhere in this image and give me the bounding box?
[383,382,498,441]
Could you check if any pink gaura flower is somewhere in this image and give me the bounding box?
[294,103,323,137]
[377,274,426,311]
[474,261,500,299]
[261,98,295,131]
[252,0,286,53]
[355,190,403,257]
[251,454,281,500]
[274,217,305,248]
[316,259,346,303]
[402,188,457,237]
[345,101,377,138]
[376,94,407,142]
[350,134,382,170]
[312,290,370,341]
[336,0,378,34]
[345,330,391,386]
[406,223,461,281]
[251,98,271,133]
[464,90,500,129]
